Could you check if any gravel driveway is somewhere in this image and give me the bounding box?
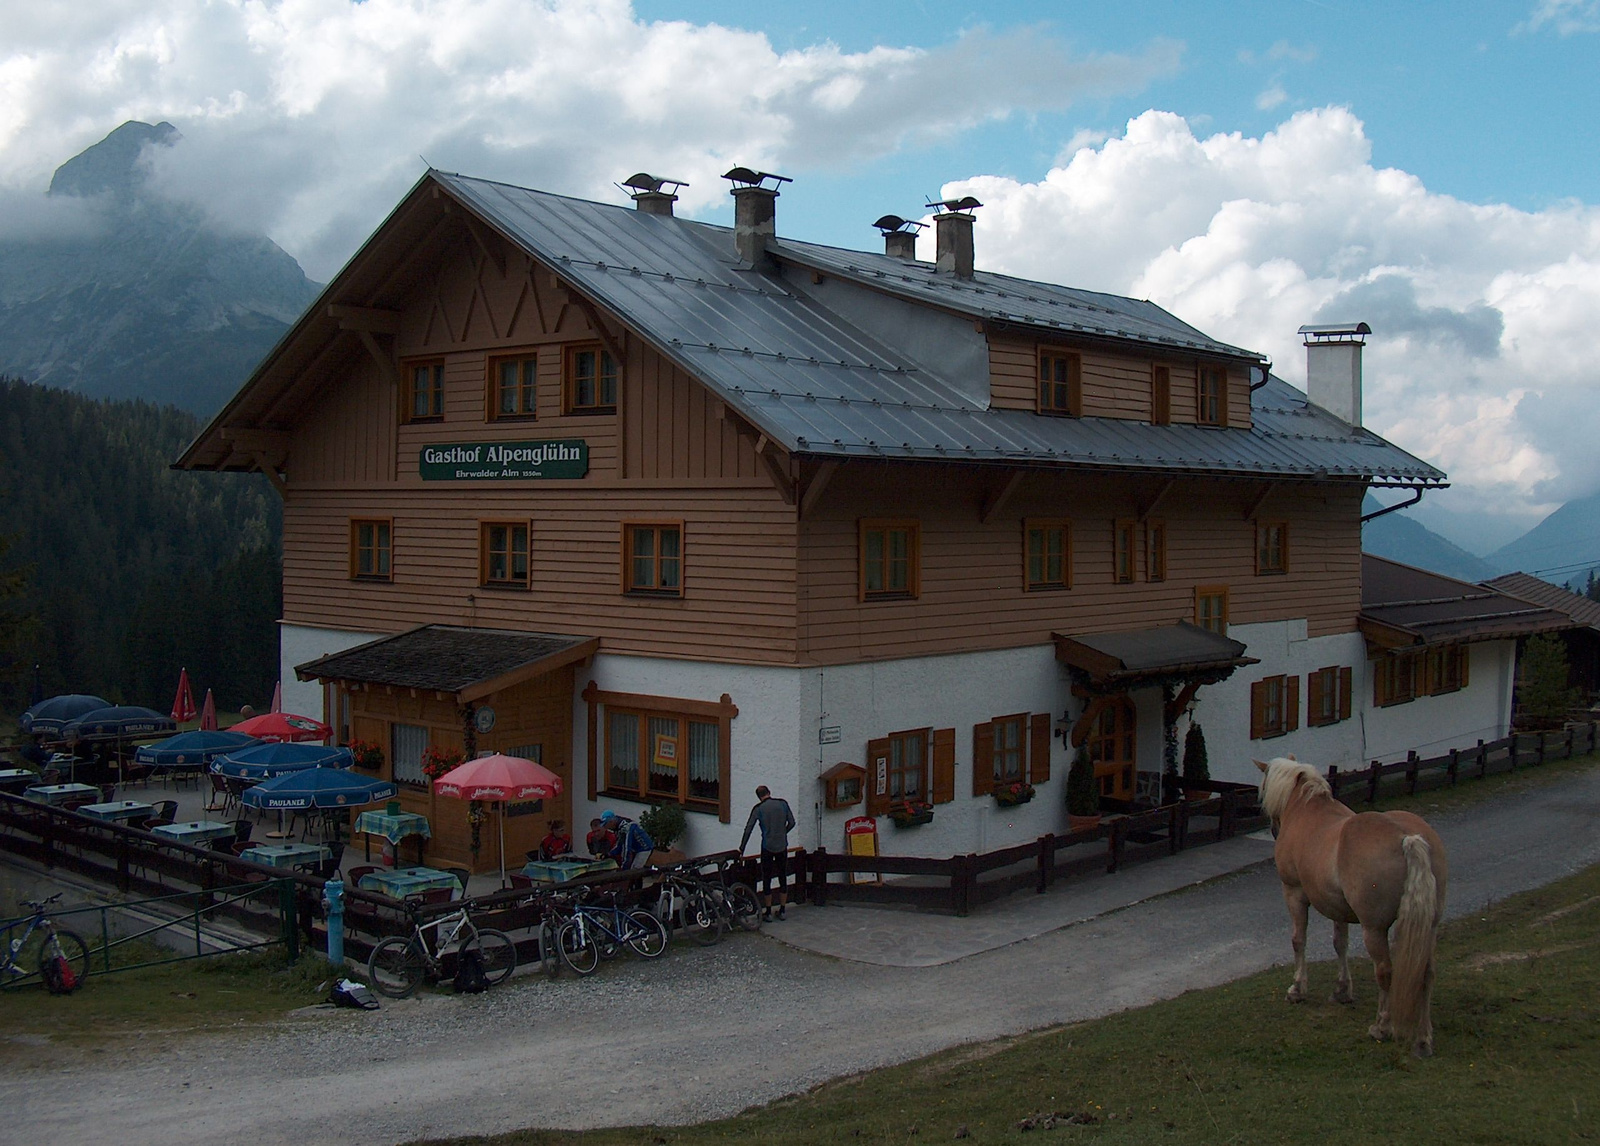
[4,767,1598,1146]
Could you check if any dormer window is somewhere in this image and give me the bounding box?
[1038,350,1082,416]
[1197,365,1227,426]
[565,344,618,413]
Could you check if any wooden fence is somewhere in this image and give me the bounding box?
[1323,723,1598,804]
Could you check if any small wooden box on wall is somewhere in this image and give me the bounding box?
[820,762,866,809]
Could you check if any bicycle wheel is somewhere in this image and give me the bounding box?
[468,928,517,986]
[683,888,723,946]
[368,936,425,998]
[727,882,764,931]
[624,909,669,959]
[556,920,599,976]
[41,929,91,989]
[537,919,561,980]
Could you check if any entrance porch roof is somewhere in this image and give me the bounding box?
[1052,622,1257,691]
[295,625,598,704]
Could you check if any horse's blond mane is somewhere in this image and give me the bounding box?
[1259,757,1331,821]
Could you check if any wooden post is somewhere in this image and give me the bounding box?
[812,846,828,908]
[116,831,130,893]
[1367,760,1382,804]
[1326,764,1339,798]
[1219,791,1235,839]
[1538,732,1547,767]
[1106,818,1123,874]
[1405,750,1419,795]
[1477,738,1488,779]
[951,853,975,917]
[41,810,54,870]
[1565,726,1574,759]
[1036,833,1054,894]
[1447,748,1459,787]
[1168,802,1183,855]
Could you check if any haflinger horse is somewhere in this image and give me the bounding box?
[1255,755,1448,1057]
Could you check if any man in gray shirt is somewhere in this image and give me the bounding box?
[739,784,796,921]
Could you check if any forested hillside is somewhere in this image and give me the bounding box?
[0,377,281,715]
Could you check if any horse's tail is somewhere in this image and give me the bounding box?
[1389,833,1441,1040]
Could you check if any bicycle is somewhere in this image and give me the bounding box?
[698,855,765,934]
[556,887,668,975]
[366,898,517,998]
[534,891,581,980]
[2,893,90,992]
[651,868,725,946]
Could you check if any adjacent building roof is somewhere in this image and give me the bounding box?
[1359,555,1573,648]
[1052,622,1257,688]
[294,625,598,703]
[178,170,1447,490]
[1484,572,1600,633]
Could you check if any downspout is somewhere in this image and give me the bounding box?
[1361,488,1425,523]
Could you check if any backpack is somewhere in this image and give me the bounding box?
[329,978,380,1010]
[453,949,488,994]
[41,953,79,995]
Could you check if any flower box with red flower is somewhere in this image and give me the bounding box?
[420,745,465,781]
[347,739,385,771]
[889,799,934,828]
[992,780,1036,807]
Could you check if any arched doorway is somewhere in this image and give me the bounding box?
[1087,696,1136,801]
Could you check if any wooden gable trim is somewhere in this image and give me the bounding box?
[979,471,1026,525]
[1140,478,1175,521]
[456,638,599,705]
[460,213,508,278]
[1244,481,1278,521]
[327,304,402,334]
[799,461,839,519]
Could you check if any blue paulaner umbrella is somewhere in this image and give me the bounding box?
[211,742,354,780]
[240,767,397,811]
[20,694,111,737]
[61,706,178,741]
[135,730,261,767]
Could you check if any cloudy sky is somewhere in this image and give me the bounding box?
[3,0,1598,553]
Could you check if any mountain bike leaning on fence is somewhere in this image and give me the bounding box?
[553,886,668,975]
[2,893,91,993]
[650,859,763,946]
[366,897,517,998]
[698,854,765,935]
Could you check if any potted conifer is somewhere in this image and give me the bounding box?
[1066,745,1100,831]
[1182,722,1211,801]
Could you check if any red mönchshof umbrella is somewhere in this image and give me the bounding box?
[434,753,563,887]
[171,668,198,724]
[229,711,330,743]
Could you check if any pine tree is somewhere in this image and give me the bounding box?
[1517,634,1579,730]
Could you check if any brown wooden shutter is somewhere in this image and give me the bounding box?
[1306,670,1324,727]
[932,728,955,804]
[1286,675,1300,732]
[1339,666,1353,720]
[1250,680,1266,739]
[866,736,891,816]
[1458,647,1469,689]
[1069,356,1084,416]
[972,722,994,796]
[1028,713,1051,785]
[1373,660,1385,707]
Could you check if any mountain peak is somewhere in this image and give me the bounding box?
[48,120,181,199]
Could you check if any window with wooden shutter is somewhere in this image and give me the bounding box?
[1250,674,1293,739]
[1339,666,1353,720]
[931,728,955,804]
[866,736,891,815]
[1285,675,1300,732]
[1114,519,1136,584]
[1307,666,1353,727]
[1151,364,1171,425]
[1038,349,1082,416]
[1028,713,1051,785]
[971,721,994,796]
[1250,680,1266,739]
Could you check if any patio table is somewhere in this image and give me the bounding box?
[151,819,236,845]
[522,857,618,884]
[353,810,431,862]
[24,782,101,806]
[0,769,38,793]
[78,800,155,823]
[240,843,331,870]
[357,865,461,900]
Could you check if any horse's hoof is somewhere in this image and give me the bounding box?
[1412,1041,1434,1059]
[1330,989,1355,1006]
[1368,1024,1391,1042]
[1286,987,1306,1004]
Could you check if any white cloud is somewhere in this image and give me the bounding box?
[0,0,1178,280]
[1522,0,1600,34]
[1255,83,1288,110]
[942,107,1600,527]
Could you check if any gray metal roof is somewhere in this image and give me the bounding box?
[1360,556,1572,646]
[294,624,597,697]
[428,173,1446,487]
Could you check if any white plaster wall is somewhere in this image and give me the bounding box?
[799,645,1073,859]
[1361,640,1515,764]
[278,624,387,721]
[571,653,806,860]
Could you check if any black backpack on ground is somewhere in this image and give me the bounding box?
[454,949,488,994]
[328,978,380,1010]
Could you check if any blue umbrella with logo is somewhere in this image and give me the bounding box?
[240,767,397,811]
[20,694,111,737]
[211,742,354,780]
[135,730,261,767]
[61,706,178,741]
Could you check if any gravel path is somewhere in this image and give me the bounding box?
[4,767,1597,1146]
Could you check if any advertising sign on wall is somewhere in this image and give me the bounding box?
[419,440,589,481]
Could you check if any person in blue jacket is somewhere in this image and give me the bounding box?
[738,784,796,921]
[600,810,654,870]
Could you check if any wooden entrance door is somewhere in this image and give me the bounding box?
[1087,697,1136,801]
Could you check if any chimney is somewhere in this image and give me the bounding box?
[928,195,982,279]
[619,172,687,217]
[1299,322,1370,427]
[722,166,791,265]
[871,214,924,261]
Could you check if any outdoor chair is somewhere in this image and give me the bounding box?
[508,874,534,890]
[151,799,178,822]
[347,865,378,886]
[229,840,257,857]
[232,818,254,844]
[312,843,345,881]
[141,815,175,831]
[419,888,454,906]
[205,772,232,814]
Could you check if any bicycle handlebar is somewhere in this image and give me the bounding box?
[19,893,63,911]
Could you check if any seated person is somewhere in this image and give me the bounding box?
[538,819,574,861]
[585,817,616,859]
[600,810,654,871]
[19,737,51,770]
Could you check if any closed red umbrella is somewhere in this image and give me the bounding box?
[229,711,330,743]
[198,688,218,731]
[171,668,198,724]
[434,753,563,887]
[270,681,283,713]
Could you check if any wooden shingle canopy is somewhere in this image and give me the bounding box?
[295,624,599,705]
[1359,555,1573,651]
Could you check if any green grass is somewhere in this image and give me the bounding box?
[0,947,333,1063]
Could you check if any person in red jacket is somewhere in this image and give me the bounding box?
[538,819,573,861]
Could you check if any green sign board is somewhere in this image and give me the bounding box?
[419,440,589,481]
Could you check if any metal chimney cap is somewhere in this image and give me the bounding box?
[619,172,688,194]
[1299,322,1371,342]
[722,167,791,191]
[872,214,926,235]
[926,195,983,214]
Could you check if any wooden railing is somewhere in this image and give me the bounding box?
[1323,722,1598,804]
